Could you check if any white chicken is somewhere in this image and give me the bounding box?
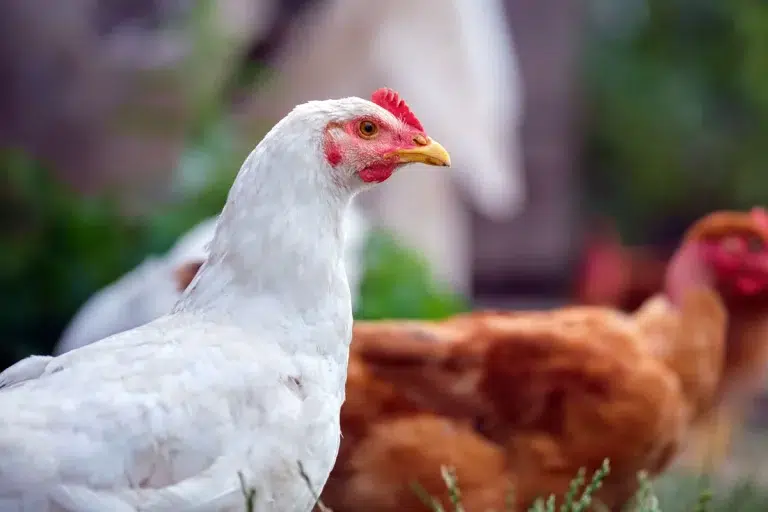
[53,204,370,356]
[0,88,450,512]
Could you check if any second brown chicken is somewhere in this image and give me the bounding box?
[321,209,768,511]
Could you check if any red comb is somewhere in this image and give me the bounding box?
[751,207,768,231]
[370,88,424,132]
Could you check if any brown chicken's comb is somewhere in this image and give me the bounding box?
[684,210,768,243]
[371,88,424,132]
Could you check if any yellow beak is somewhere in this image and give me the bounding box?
[391,137,451,167]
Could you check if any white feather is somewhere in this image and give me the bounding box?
[0,95,402,511]
[54,204,370,356]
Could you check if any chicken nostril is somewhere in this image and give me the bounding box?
[412,134,428,146]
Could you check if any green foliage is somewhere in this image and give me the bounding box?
[411,466,469,512]
[703,480,768,512]
[584,0,768,242]
[632,472,662,512]
[652,471,768,512]
[409,461,768,512]
[0,143,234,367]
[238,471,257,512]
[528,460,609,512]
[0,0,261,368]
[413,461,611,512]
[1,152,143,362]
[354,231,470,321]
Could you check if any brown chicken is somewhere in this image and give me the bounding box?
[327,326,512,511]
[677,207,768,471]
[573,209,768,471]
[320,209,768,511]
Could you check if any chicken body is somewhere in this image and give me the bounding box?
[680,297,768,471]
[328,302,718,510]
[326,413,511,512]
[0,90,451,511]
[0,314,344,512]
[576,210,768,472]
[324,210,768,511]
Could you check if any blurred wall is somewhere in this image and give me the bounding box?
[473,0,587,306]
[0,0,264,202]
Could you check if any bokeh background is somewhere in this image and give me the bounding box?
[2,0,768,507]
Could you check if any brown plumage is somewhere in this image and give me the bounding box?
[334,310,696,510]
[324,414,511,512]
[574,209,768,470]
[321,208,768,511]
[678,208,768,470]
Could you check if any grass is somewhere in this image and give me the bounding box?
[253,457,768,512]
[527,460,610,512]
[413,461,613,512]
[410,461,724,512]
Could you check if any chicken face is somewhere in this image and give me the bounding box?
[688,208,768,298]
[323,88,451,184]
[705,238,768,298]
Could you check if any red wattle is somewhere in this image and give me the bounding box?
[359,164,395,183]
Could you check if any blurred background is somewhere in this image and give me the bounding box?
[2,0,768,505]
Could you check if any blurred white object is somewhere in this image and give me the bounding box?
[54,202,370,355]
[240,0,524,292]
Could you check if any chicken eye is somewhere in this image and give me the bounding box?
[358,120,379,138]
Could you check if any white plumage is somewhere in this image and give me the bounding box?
[0,94,444,511]
[53,218,217,356]
[53,205,370,356]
